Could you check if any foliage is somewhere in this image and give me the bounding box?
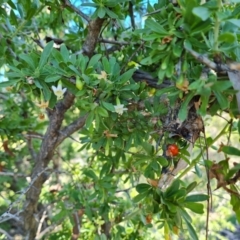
[0,0,240,239]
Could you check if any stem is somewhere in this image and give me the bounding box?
[213,0,222,52]
[178,122,229,179]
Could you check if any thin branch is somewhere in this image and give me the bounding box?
[0,212,21,224]
[56,115,87,146]
[0,227,13,240]
[26,138,37,161]
[36,210,47,237]
[99,38,129,46]
[62,0,90,22]
[203,126,211,240]
[72,212,81,240]
[128,1,135,30]
[184,47,229,72]
[120,41,145,73]
[0,172,26,177]
[35,224,62,240]
[144,8,163,16]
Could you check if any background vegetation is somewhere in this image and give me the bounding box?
[0,0,240,239]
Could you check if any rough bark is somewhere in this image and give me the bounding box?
[20,18,105,240]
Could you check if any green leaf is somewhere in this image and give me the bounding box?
[213,90,229,109]
[39,81,51,101]
[102,57,111,73]
[185,194,209,202]
[0,80,20,87]
[145,19,168,36]
[84,169,98,180]
[192,7,210,21]
[132,192,148,203]
[85,112,95,128]
[151,160,160,172]
[105,8,119,18]
[101,101,115,112]
[118,69,135,84]
[185,218,199,240]
[186,182,197,193]
[211,81,232,91]
[45,75,62,83]
[178,91,195,121]
[227,19,240,28]
[238,119,240,135]
[184,202,204,214]
[96,106,108,117]
[88,54,102,68]
[60,44,69,62]
[136,183,151,194]
[218,32,236,43]
[38,41,54,69]
[142,142,154,156]
[98,7,106,18]
[221,145,240,156]
[156,156,168,167]
[164,179,180,198]
[19,54,36,69]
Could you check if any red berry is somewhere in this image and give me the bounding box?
[167,144,179,157]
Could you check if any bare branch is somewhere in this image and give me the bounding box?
[26,138,37,161]
[56,115,87,146]
[0,211,21,224]
[35,224,62,240]
[62,0,90,22]
[99,38,129,46]
[0,227,14,240]
[184,47,229,72]
[128,1,135,30]
[0,172,25,177]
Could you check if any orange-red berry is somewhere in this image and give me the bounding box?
[167,144,179,157]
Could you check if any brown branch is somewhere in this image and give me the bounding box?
[61,0,90,22]
[56,115,87,146]
[82,18,105,57]
[20,15,105,239]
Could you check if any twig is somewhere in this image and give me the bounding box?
[226,119,233,145]
[120,41,145,73]
[72,212,81,240]
[8,168,51,211]
[145,8,163,16]
[56,115,87,146]
[99,38,129,46]
[36,210,47,237]
[184,47,229,72]
[26,138,37,161]
[128,1,135,30]
[0,172,25,177]
[35,224,62,240]
[62,0,90,22]
[202,125,211,240]
[0,212,21,224]
[0,227,13,240]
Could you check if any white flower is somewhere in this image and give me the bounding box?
[114,104,128,115]
[51,83,67,100]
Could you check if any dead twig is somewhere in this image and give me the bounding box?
[61,0,90,22]
[128,1,135,30]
